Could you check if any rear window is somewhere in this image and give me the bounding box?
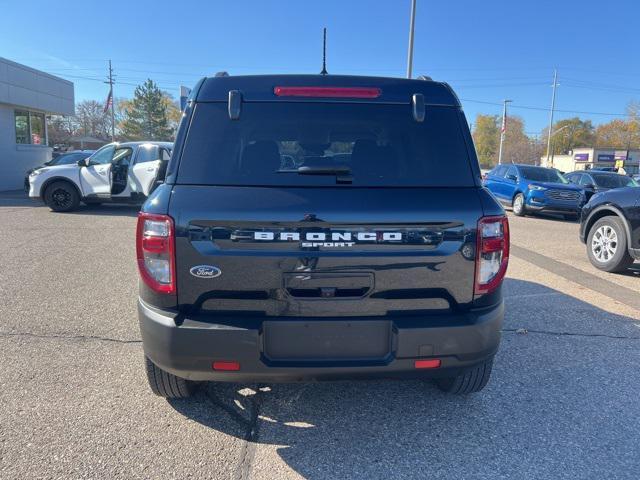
[177,102,474,187]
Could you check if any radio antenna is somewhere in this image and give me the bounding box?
[320,28,328,75]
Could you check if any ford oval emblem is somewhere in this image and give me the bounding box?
[189,265,222,278]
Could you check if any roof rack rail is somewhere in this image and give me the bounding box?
[214,71,230,77]
[417,75,433,81]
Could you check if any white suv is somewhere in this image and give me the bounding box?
[29,141,172,212]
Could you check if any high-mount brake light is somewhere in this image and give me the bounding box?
[474,216,509,295]
[273,86,382,98]
[136,212,176,294]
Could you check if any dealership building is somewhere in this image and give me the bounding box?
[547,147,640,175]
[0,57,75,191]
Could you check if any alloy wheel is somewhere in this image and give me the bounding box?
[51,188,72,209]
[591,225,618,262]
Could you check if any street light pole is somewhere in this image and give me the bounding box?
[497,99,512,165]
[544,69,558,167]
[406,0,417,79]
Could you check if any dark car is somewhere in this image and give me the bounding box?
[136,74,509,399]
[566,170,638,201]
[580,187,640,272]
[483,164,584,219]
[24,150,94,191]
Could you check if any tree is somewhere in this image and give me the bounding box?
[541,117,595,155]
[594,102,640,149]
[501,116,543,165]
[472,114,500,167]
[119,79,174,141]
[47,115,77,146]
[75,100,112,139]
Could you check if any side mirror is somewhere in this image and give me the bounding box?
[77,158,89,167]
[506,174,517,181]
[584,183,596,190]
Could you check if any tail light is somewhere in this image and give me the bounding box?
[474,216,509,295]
[136,212,176,294]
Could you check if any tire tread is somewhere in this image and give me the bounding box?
[144,356,196,398]
[436,358,494,395]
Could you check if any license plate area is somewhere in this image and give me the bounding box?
[262,320,392,362]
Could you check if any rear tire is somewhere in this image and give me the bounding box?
[512,193,526,216]
[586,216,634,273]
[43,181,80,212]
[145,356,198,398]
[435,358,494,394]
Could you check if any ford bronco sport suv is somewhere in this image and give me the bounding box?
[138,74,508,398]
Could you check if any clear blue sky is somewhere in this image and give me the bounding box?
[2,0,638,133]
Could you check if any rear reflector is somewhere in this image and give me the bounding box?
[273,86,381,98]
[414,359,441,369]
[212,361,241,371]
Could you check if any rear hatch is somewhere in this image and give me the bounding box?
[170,82,483,318]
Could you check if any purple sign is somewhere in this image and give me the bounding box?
[597,154,615,162]
[574,153,589,161]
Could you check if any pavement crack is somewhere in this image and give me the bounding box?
[234,386,264,480]
[0,330,141,344]
[503,328,640,341]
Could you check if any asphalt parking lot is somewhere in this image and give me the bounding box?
[1,192,639,480]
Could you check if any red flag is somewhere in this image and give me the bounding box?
[103,87,113,114]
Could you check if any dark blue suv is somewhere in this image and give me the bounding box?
[483,164,584,219]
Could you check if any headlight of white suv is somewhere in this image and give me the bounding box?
[527,184,547,191]
[29,168,49,177]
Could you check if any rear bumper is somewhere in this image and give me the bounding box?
[138,298,504,382]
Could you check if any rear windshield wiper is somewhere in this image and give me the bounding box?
[296,166,352,184]
[297,166,351,176]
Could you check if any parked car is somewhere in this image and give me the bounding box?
[565,170,639,201]
[24,150,95,191]
[580,186,640,272]
[483,164,584,219]
[137,74,508,398]
[29,142,172,212]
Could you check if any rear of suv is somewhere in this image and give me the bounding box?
[138,74,508,398]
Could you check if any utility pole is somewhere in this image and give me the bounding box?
[406,0,417,79]
[544,69,558,167]
[105,60,116,142]
[497,99,512,165]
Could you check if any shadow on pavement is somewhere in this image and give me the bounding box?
[168,278,640,479]
[0,190,139,217]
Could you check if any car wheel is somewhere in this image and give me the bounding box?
[145,356,198,399]
[587,216,634,273]
[435,357,494,394]
[512,193,526,216]
[43,181,80,212]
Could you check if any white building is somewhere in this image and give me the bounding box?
[545,147,640,175]
[0,57,74,191]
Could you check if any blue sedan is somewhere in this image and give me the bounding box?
[483,164,585,219]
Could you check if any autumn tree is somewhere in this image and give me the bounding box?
[472,114,500,167]
[501,116,543,165]
[541,117,595,154]
[119,79,175,141]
